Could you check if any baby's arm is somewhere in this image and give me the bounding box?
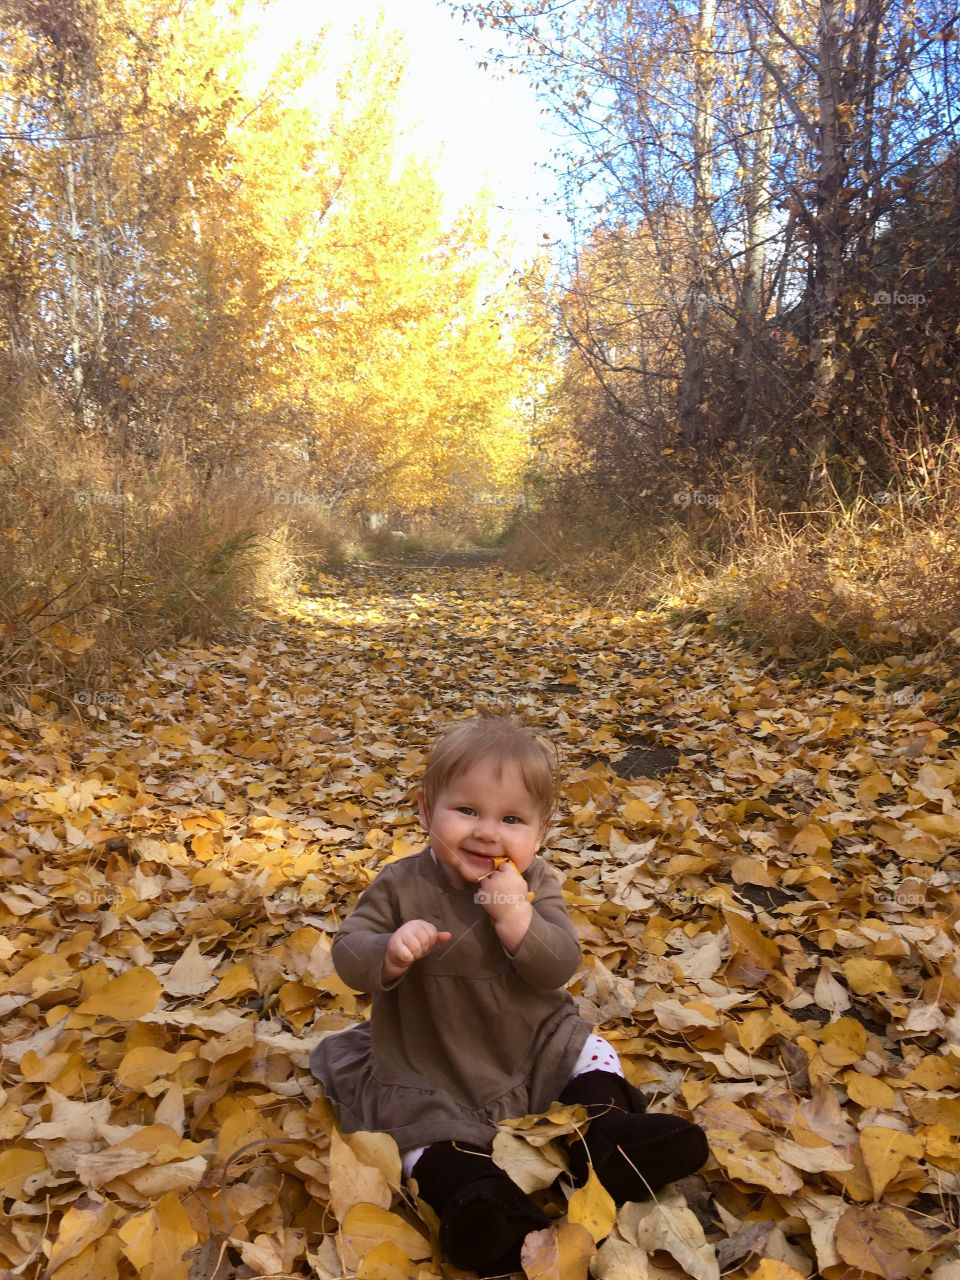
[331,869,404,993]
[331,868,451,992]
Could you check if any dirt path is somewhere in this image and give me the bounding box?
[1,562,956,1277]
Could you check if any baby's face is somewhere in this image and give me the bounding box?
[417,758,547,887]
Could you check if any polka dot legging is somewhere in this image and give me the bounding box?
[399,1033,623,1179]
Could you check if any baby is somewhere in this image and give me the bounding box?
[310,716,707,1276]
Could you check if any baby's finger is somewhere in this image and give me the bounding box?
[437,930,452,942]
[408,924,434,951]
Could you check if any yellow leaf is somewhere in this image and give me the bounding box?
[45,1198,117,1269]
[619,1191,720,1280]
[835,1204,936,1279]
[0,1147,46,1198]
[722,910,781,987]
[730,856,775,886]
[906,1095,960,1134]
[842,957,902,997]
[621,798,661,826]
[788,824,832,856]
[117,1046,190,1091]
[48,1235,122,1280]
[744,1263,809,1280]
[904,1056,960,1089]
[492,1130,568,1193]
[341,1130,402,1190]
[521,1221,595,1280]
[356,1241,418,1280]
[567,1168,616,1244]
[857,773,893,804]
[339,1205,431,1270]
[48,622,95,654]
[591,1235,649,1279]
[206,962,257,1003]
[694,1099,802,1195]
[118,1192,198,1280]
[330,1128,392,1224]
[76,968,162,1020]
[189,830,218,859]
[859,1126,924,1199]
[854,316,876,339]
[821,1017,867,1067]
[844,1073,895,1110]
[162,939,218,997]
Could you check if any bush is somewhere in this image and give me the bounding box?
[0,382,356,712]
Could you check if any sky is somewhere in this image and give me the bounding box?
[248,0,568,267]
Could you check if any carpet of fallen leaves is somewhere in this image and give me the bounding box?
[2,561,960,1280]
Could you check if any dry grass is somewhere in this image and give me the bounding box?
[507,428,960,666]
[0,388,354,713]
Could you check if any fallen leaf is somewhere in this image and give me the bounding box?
[520,1221,595,1279]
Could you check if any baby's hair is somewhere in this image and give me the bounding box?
[421,716,562,831]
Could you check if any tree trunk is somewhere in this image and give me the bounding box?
[808,0,847,490]
[735,0,781,439]
[63,149,87,416]
[678,0,717,448]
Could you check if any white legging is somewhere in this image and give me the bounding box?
[400,1033,623,1179]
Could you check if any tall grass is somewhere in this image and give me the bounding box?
[507,425,960,664]
[0,384,353,713]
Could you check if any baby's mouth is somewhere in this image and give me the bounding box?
[462,849,497,866]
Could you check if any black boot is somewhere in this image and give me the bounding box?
[558,1070,709,1204]
[410,1139,550,1277]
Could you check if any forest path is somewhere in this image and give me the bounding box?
[0,562,956,1277]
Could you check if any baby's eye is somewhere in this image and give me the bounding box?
[503,815,523,825]
[456,806,477,816]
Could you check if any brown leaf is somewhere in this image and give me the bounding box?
[520,1221,595,1280]
[835,1204,936,1280]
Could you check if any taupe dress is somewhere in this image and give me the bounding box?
[309,847,594,1151]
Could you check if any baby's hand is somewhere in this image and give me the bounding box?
[383,919,452,983]
[477,858,534,921]
[487,857,535,902]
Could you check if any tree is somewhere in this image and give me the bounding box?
[0,1,537,516]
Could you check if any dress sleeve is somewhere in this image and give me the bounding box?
[331,866,404,993]
[505,861,582,990]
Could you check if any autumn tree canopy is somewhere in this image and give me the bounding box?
[0,0,536,517]
[453,0,960,501]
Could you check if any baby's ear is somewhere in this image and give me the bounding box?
[416,788,431,829]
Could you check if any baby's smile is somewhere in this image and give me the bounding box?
[458,849,499,879]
